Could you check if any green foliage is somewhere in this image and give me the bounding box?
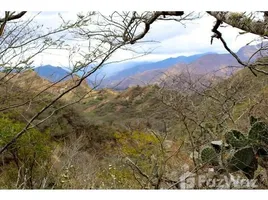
[0,115,52,188]
[114,131,158,158]
[105,131,163,188]
[86,98,102,106]
[200,146,219,166]
[0,116,50,155]
[37,103,90,138]
[94,163,141,189]
[94,102,116,116]
[229,12,243,21]
[229,12,252,26]
[233,101,250,120]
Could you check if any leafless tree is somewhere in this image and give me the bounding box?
[0,11,198,155]
[207,12,268,75]
[3,11,268,189]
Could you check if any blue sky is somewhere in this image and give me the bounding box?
[25,11,260,74]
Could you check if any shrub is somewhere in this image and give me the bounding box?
[0,115,52,188]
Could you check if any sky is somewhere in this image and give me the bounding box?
[23,11,260,75]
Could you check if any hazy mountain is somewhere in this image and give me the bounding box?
[34,43,268,90]
[34,65,71,82]
[100,53,207,87]
[94,61,149,78]
[34,54,205,87]
[101,43,268,89]
[237,41,268,61]
[85,61,148,84]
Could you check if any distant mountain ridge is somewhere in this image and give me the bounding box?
[34,42,268,90]
[100,53,208,86]
[100,43,268,89]
[34,65,71,82]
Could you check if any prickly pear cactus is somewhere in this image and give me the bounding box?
[200,146,219,166]
[250,116,259,126]
[227,147,256,173]
[225,130,248,149]
[198,117,268,179]
[248,121,268,146]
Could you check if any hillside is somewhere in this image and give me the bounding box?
[2,56,268,189]
[4,10,268,191]
[84,85,173,130]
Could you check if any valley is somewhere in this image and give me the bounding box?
[1,11,268,191]
[2,51,268,189]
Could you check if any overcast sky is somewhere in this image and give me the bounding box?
[26,11,260,69]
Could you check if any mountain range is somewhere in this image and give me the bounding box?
[34,43,267,90]
[34,65,71,82]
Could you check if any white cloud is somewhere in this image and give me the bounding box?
[28,11,260,67]
[33,49,71,67]
[136,14,259,56]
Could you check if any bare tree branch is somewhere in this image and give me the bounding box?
[207,11,268,37]
[0,11,27,37]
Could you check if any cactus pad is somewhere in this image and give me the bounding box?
[248,121,268,146]
[227,147,256,173]
[225,130,248,148]
[200,146,219,166]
